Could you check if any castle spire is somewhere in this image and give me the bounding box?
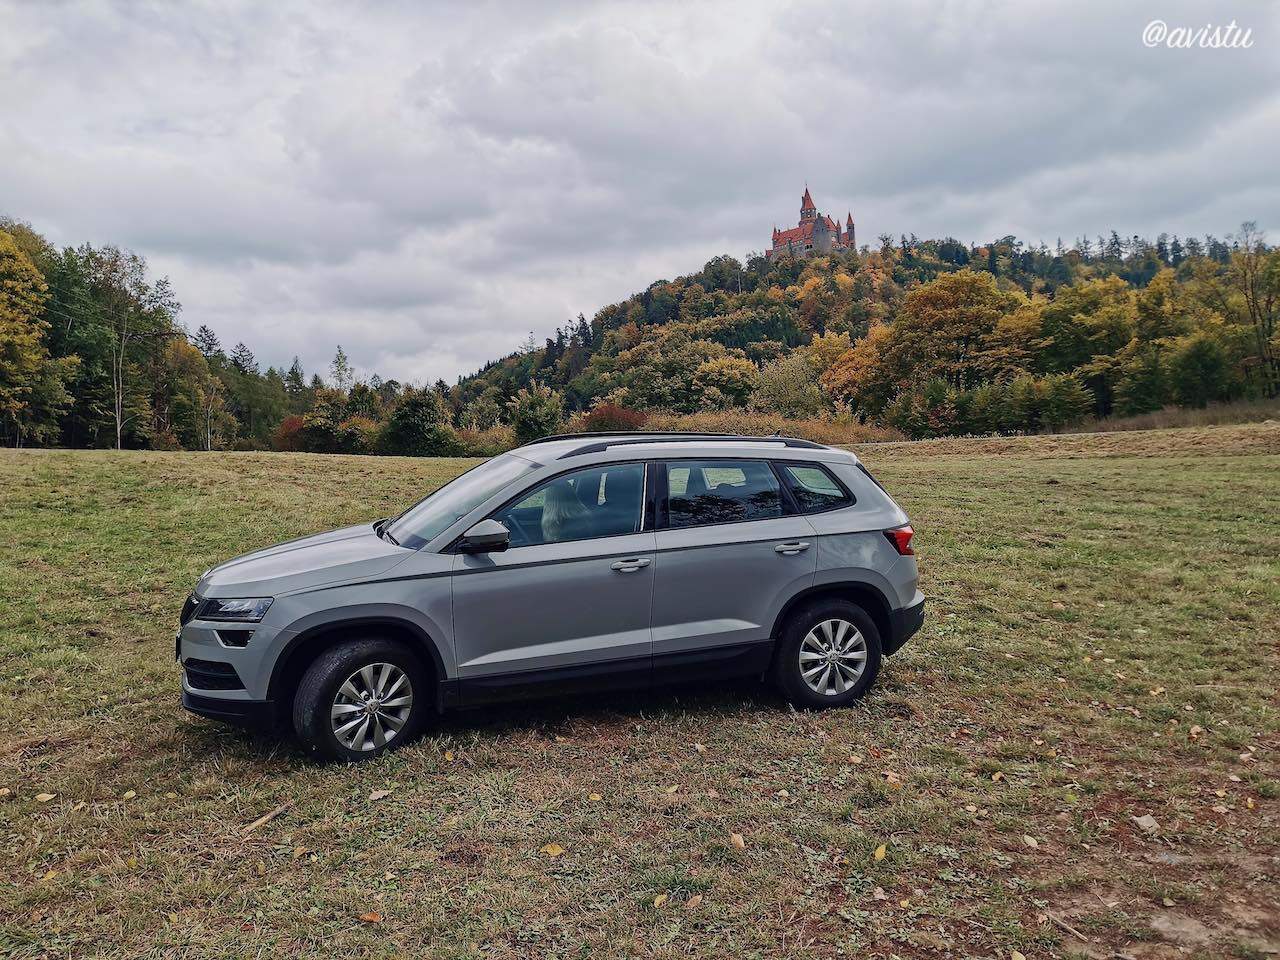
[800,185,816,221]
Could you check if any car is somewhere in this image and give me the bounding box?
[178,432,925,761]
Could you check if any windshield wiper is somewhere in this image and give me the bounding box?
[374,518,400,546]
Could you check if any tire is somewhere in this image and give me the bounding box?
[772,599,882,709]
[292,637,430,762]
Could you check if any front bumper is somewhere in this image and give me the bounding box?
[885,597,925,655]
[182,690,278,730]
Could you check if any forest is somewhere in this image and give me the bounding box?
[2,217,1276,453]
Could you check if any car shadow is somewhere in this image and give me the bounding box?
[183,676,786,765]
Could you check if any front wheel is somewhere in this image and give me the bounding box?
[772,600,882,709]
[292,637,429,762]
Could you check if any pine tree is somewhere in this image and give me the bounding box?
[230,342,257,375]
[193,325,222,359]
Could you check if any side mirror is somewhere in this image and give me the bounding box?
[458,518,510,554]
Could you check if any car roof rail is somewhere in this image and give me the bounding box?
[545,431,827,459]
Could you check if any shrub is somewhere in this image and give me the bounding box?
[507,382,564,444]
[455,425,516,457]
[570,402,648,433]
[379,389,460,456]
[273,414,305,452]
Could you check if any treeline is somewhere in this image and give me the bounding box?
[0,218,533,455]
[2,218,1276,453]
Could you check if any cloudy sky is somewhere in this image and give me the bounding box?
[3,1,1276,384]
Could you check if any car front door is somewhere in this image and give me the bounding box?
[650,459,818,676]
[451,460,655,704]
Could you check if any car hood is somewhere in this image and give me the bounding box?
[197,523,412,598]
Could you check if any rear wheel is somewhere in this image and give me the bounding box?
[772,599,882,709]
[292,637,429,762]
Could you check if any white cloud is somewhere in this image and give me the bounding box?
[2,0,1277,384]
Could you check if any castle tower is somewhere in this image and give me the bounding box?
[800,186,817,222]
[846,212,856,250]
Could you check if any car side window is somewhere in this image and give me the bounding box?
[780,463,852,513]
[493,462,645,547]
[665,459,783,528]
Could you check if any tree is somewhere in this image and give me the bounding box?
[193,325,223,360]
[753,353,825,418]
[230,342,258,375]
[379,388,458,456]
[0,233,79,446]
[507,382,564,443]
[80,244,180,449]
[330,345,353,393]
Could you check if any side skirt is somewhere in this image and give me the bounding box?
[448,641,775,710]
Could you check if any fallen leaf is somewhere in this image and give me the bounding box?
[665,784,679,795]
[1163,897,1175,907]
[1246,797,1256,810]
[368,789,393,802]
[872,886,889,901]
[693,743,706,753]
[553,735,567,743]
[900,898,910,907]
[443,750,454,762]
[0,787,9,798]
[121,790,136,801]
[1011,951,1026,960]
[358,911,383,924]
[874,843,887,861]
[1022,835,1039,849]
[706,788,720,799]
[686,894,702,909]
[991,772,1004,782]
[652,893,667,908]
[777,789,790,797]
[588,793,602,802]
[1189,725,1204,738]
[729,832,746,850]
[849,754,863,764]
[35,793,55,803]
[541,843,565,858]
[42,870,57,881]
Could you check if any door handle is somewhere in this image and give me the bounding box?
[611,557,652,572]
[775,541,810,556]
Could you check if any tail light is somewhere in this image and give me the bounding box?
[884,525,915,556]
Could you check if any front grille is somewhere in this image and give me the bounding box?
[179,594,200,626]
[183,658,245,691]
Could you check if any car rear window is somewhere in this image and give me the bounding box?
[780,463,852,513]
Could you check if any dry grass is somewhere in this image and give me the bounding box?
[643,410,904,445]
[1074,398,1280,434]
[0,425,1277,958]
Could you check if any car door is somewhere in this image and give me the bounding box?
[451,460,655,704]
[650,458,818,675]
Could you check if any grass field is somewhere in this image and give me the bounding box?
[1,424,1277,959]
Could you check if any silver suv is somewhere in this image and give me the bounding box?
[178,433,925,761]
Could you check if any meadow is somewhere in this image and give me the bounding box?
[0,424,1277,959]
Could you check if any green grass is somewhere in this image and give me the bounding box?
[1,424,1277,959]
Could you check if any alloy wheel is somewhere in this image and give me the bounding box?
[330,662,414,752]
[798,618,868,696]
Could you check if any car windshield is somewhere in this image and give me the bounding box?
[387,453,538,550]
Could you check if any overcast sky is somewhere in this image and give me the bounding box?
[3,1,1276,384]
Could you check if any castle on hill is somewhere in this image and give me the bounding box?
[767,187,855,259]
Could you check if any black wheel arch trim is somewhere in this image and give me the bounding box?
[267,615,452,709]
[772,580,901,653]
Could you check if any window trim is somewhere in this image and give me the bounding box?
[772,459,856,515]
[450,459,653,551]
[654,457,795,532]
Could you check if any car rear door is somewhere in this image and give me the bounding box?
[649,458,818,678]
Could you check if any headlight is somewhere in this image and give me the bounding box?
[198,597,273,622]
